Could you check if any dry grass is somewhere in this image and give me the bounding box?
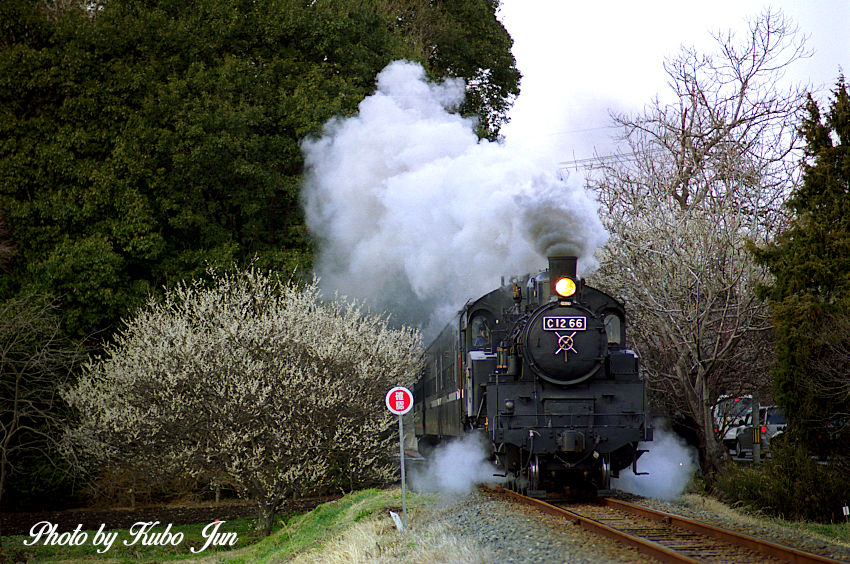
[178,488,494,563]
[680,494,850,548]
[291,510,494,563]
[681,493,767,523]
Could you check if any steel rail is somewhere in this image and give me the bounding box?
[602,498,842,564]
[496,487,700,563]
[494,487,843,564]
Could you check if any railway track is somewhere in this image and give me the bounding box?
[495,487,844,563]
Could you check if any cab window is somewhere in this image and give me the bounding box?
[604,313,623,346]
[470,314,491,350]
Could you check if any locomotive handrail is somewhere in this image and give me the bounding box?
[492,414,646,428]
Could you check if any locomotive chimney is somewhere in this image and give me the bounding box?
[548,256,577,297]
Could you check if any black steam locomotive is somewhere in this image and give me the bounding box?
[413,256,652,495]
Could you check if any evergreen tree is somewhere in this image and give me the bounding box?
[0,0,519,340]
[753,75,850,446]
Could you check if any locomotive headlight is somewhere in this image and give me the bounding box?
[554,277,577,298]
[504,399,515,414]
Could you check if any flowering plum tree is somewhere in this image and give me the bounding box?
[63,269,422,535]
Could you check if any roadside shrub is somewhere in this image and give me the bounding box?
[63,268,422,534]
[714,442,850,522]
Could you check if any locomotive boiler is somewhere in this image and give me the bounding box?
[413,256,652,495]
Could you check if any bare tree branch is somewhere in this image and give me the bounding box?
[587,8,806,478]
[0,295,83,539]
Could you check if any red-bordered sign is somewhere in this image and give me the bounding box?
[385,386,413,415]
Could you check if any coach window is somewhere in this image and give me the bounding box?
[470,314,491,350]
[430,359,439,396]
[604,313,623,346]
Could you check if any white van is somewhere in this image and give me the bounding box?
[712,395,752,452]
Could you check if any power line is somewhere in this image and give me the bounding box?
[557,121,795,169]
[540,124,620,137]
[558,150,660,169]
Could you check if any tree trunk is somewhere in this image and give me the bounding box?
[255,501,276,536]
[699,392,726,482]
[0,467,5,547]
[0,449,6,547]
[683,365,726,483]
[702,429,727,481]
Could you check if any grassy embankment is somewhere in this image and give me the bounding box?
[0,488,488,563]
[680,492,850,547]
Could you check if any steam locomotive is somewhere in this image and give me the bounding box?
[413,256,652,495]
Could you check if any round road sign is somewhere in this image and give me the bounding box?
[385,386,413,415]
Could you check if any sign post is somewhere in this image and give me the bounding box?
[385,386,413,531]
[751,394,761,465]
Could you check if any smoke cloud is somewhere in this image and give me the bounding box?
[301,61,607,334]
[613,426,698,500]
[408,434,503,495]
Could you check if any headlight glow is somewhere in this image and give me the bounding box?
[554,277,576,297]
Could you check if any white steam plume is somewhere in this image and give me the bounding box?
[408,434,503,495]
[301,61,607,334]
[613,426,698,500]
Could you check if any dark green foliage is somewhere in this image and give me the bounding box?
[0,0,519,340]
[751,76,850,443]
[714,442,850,522]
[427,0,520,139]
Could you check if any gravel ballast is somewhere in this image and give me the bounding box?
[412,489,655,563]
[409,488,850,563]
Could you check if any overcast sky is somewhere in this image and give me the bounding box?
[497,1,849,166]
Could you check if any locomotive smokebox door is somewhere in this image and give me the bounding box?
[523,302,606,385]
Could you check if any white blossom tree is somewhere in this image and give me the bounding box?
[63,269,422,535]
[587,10,807,478]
